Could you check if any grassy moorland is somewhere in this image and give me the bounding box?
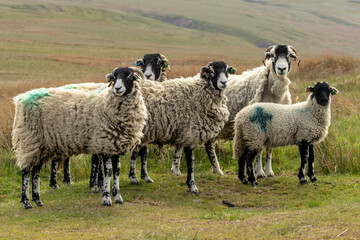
[0,1,360,239]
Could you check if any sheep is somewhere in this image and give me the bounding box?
[233,82,338,187]
[49,53,171,190]
[12,67,148,209]
[170,45,299,178]
[125,61,234,194]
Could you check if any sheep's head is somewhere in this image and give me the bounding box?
[135,53,170,81]
[200,61,236,90]
[306,82,338,106]
[106,67,143,96]
[264,45,300,76]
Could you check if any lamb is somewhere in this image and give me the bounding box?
[12,67,148,209]
[49,53,171,190]
[170,45,299,178]
[233,82,338,187]
[125,61,234,194]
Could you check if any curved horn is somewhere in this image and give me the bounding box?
[288,45,300,66]
[129,66,145,80]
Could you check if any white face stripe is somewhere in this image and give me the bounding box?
[113,78,126,95]
[144,64,155,80]
[217,72,228,89]
[274,57,289,76]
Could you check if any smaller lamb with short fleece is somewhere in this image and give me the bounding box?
[12,67,147,209]
[233,82,338,187]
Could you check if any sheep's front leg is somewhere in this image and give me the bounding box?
[111,155,123,204]
[31,162,43,207]
[102,154,112,206]
[298,140,309,185]
[129,148,139,184]
[205,140,224,175]
[264,147,275,177]
[184,146,198,195]
[171,146,182,176]
[90,154,103,193]
[21,167,32,209]
[50,158,60,189]
[246,149,259,187]
[139,146,154,183]
[63,157,73,185]
[255,149,265,178]
[307,144,317,182]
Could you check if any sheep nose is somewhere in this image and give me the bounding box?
[320,98,328,106]
[277,66,286,72]
[145,74,152,79]
[115,87,122,92]
[220,81,227,86]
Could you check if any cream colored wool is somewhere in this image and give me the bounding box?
[233,94,331,159]
[219,60,291,140]
[139,75,229,148]
[12,83,147,170]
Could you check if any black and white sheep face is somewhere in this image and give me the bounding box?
[135,53,170,81]
[265,45,299,76]
[106,67,142,96]
[306,82,338,106]
[200,61,236,90]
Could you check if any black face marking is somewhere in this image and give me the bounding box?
[309,82,333,106]
[111,67,138,95]
[201,61,229,90]
[141,53,165,81]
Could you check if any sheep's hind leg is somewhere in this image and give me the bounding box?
[298,140,309,185]
[246,149,259,187]
[139,146,154,183]
[90,155,101,193]
[184,146,198,195]
[307,144,317,182]
[238,148,249,185]
[101,154,112,206]
[205,140,224,175]
[31,162,43,207]
[49,158,60,189]
[255,149,266,178]
[21,167,32,209]
[63,157,73,185]
[171,146,182,176]
[129,148,140,184]
[111,155,123,204]
[264,147,275,177]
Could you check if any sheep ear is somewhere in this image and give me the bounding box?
[106,73,115,82]
[305,86,314,93]
[200,66,210,79]
[135,59,144,67]
[264,45,274,60]
[227,66,237,75]
[330,87,339,95]
[132,73,141,82]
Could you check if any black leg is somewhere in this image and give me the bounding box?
[50,158,60,189]
[21,167,32,209]
[298,140,309,185]
[111,155,123,204]
[184,146,198,195]
[139,146,154,183]
[205,140,224,175]
[238,148,249,185]
[307,144,317,182]
[129,148,139,184]
[101,154,112,206]
[31,162,43,207]
[97,156,104,191]
[246,149,259,187]
[63,157,72,185]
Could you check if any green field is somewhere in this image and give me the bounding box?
[0,1,360,239]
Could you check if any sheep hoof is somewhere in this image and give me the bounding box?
[189,185,198,195]
[266,172,275,178]
[63,180,74,185]
[255,170,266,179]
[102,198,112,206]
[252,181,259,188]
[34,200,43,207]
[310,176,317,183]
[49,183,59,189]
[91,186,100,193]
[300,179,308,185]
[171,167,181,176]
[240,178,249,185]
[23,201,32,209]
[129,176,139,185]
[213,168,224,176]
[115,195,123,204]
[142,176,154,184]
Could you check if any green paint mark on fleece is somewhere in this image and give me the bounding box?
[62,85,78,89]
[18,88,50,106]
